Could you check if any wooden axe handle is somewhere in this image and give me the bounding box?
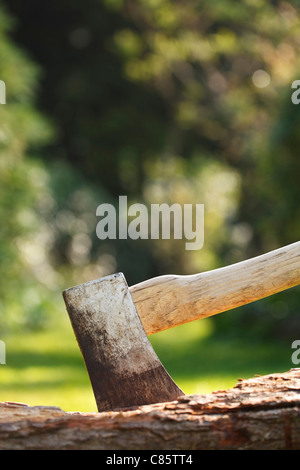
[130,241,300,335]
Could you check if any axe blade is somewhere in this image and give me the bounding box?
[63,273,183,412]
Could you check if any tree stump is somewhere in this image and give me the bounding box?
[1,368,300,450]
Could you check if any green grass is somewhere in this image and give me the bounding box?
[0,317,293,412]
[151,320,292,394]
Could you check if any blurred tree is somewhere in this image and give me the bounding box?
[105,0,300,257]
[3,0,167,197]
[2,0,300,336]
[0,6,56,330]
[4,0,300,257]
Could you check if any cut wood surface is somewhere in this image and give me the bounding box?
[1,368,300,450]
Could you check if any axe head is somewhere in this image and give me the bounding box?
[63,273,183,412]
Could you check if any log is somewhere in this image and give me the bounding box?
[1,368,300,450]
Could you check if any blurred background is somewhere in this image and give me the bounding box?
[0,0,299,412]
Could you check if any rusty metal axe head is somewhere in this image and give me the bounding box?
[63,273,183,412]
[63,242,300,412]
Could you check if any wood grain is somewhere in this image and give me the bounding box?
[130,241,300,335]
[1,368,300,450]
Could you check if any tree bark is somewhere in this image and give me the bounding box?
[1,368,300,450]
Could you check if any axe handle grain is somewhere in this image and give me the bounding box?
[130,241,300,335]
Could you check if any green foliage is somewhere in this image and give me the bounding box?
[0,8,56,331]
[107,0,300,259]
[1,0,300,340]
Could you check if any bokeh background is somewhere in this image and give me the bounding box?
[0,0,299,412]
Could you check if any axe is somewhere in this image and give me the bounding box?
[63,241,300,412]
